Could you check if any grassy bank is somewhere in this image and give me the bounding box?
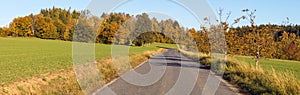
[224,57,300,94]
[178,50,300,94]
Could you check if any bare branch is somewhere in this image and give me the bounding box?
[225,11,231,23]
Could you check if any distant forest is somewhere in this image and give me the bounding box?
[1,7,300,61]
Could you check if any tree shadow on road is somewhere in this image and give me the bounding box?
[156,62,210,70]
[150,56,196,63]
[149,48,211,70]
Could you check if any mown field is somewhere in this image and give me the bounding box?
[0,38,176,84]
[234,56,300,80]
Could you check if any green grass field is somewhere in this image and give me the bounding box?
[0,38,176,84]
[234,56,300,80]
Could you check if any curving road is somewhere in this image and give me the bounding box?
[94,49,236,95]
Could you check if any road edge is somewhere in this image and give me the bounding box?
[91,49,169,94]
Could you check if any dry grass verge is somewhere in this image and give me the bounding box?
[0,68,83,95]
[224,57,300,95]
[179,49,300,95]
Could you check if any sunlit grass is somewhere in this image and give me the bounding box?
[178,50,300,94]
[224,57,300,94]
[234,56,300,80]
[0,38,176,84]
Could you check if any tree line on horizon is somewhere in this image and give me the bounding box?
[1,7,300,61]
[0,7,183,46]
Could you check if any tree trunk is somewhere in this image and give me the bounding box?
[255,50,260,69]
[255,58,259,69]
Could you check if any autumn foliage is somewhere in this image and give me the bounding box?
[1,7,300,61]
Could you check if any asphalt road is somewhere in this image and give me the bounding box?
[94,49,236,95]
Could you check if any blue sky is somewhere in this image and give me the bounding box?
[0,0,299,29]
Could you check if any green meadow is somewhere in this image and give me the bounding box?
[0,38,176,84]
[234,56,300,80]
